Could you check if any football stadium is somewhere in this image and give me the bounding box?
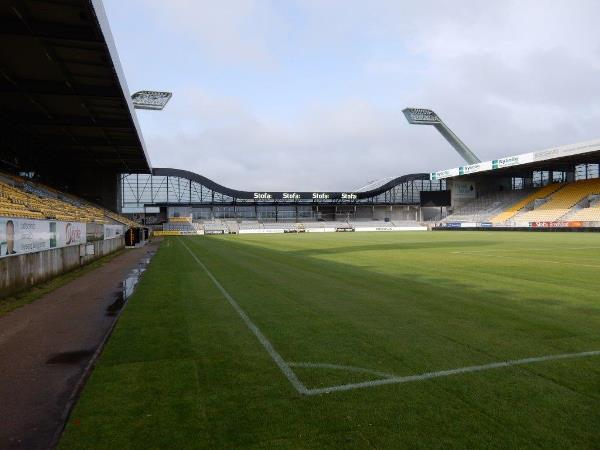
[1,1,600,449]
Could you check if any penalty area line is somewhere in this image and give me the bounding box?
[178,238,309,395]
[305,350,600,395]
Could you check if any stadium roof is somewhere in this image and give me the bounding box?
[0,0,150,173]
[152,168,431,200]
[430,139,600,181]
[354,176,398,192]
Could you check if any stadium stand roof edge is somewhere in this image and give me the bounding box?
[0,0,150,174]
[152,168,430,200]
[90,0,150,171]
[431,138,600,180]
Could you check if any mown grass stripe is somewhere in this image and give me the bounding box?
[179,238,309,395]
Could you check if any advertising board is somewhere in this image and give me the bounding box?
[239,229,285,234]
[104,224,125,240]
[354,226,427,232]
[430,139,600,180]
[529,221,583,228]
[0,218,86,258]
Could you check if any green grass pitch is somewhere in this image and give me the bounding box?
[59,232,600,449]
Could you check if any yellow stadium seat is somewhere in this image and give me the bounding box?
[492,183,563,223]
[517,178,600,222]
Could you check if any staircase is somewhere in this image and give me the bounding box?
[491,183,563,223]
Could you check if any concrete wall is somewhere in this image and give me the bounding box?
[447,178,477,208]
[448,176,513,208]
[0,237,124,298]
[353,205,423,221]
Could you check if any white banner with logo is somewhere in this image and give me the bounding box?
[104,224,125,240]
[354,226,427,232]
[0,217,86,258]
[224,225,428,235]
[305,227,337,233]
[239,228,285,234]
[431,138,600,180]
[57,222,86,247]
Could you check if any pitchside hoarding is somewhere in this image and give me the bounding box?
[529,221,583,228]
[0,218,86,258]
[104,224,125,239]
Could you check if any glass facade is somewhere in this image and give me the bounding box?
[120,173,445,212]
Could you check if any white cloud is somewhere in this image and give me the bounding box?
[118,0,600,189]
[141,89,453,190]
[139,0,284,68]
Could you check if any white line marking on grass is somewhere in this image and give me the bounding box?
[288,362,398,380]
[178,239,600,397]
[451,247,600,254]
[304,350,600,395]
[450,252,600,269]
[178,238,309,395]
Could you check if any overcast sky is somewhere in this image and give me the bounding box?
[104,0,600,191]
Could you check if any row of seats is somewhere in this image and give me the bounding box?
[163,221,202,232]
[516,178,600,222]
[168,216,192,223]
[0,174,137,227]
[569,201,600,221]
[203,221,228,233]
[491,183,563,223]
[447,190,532,223]
[0,181,87,221]
[105,210,138,228]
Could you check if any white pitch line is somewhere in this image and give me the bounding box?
[179,238,309,395]
[289,362,398,380]
[305,350,600,395]
[178,238,600,397]
[450,251,600,269]
[450,246,600,254]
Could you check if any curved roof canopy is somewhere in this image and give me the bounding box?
[152,168,430,200]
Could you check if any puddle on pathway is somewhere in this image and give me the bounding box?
[46,349,94,364]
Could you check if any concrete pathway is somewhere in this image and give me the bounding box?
[0,242,159,450]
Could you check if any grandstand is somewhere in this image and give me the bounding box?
[118,143,600,230]
[202,220,228,234]
[0,172,135,227]
[160,216,202,234]
[515,178,600,223]
[424,140,600,228]
[0,0,148,299]
[445,189,534,223]
[442,176,600,227]
[119,169,438,223]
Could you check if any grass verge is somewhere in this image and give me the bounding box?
[0,248,125,317]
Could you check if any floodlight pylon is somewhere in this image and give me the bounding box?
[403,107,481,164]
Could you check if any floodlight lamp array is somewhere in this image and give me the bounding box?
[402,108,441,125]
[131,91,173,110]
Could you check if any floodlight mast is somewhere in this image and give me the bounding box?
[131,91,173,110]
[402,107,481,164]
